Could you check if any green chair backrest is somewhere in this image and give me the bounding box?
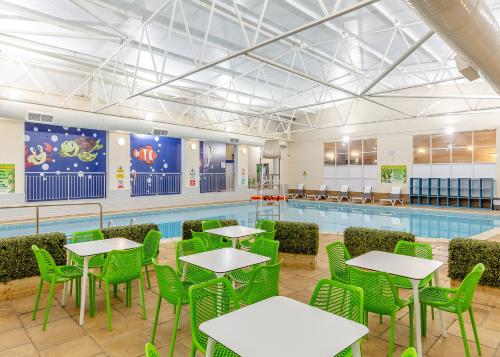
[309,279,363,324]
[453,263,485,311]
[256,230,276,241]
[201,220,222,231]
[175,238,207,273]
[100,247,143,284]
[325,241,351,283]
[256,220,275,232]
[191,231,215,251]
[152,258,184,305]
[349,267,404,315]
[71,229,104,265]
[189,277,240,353]
[401,347,417,357]
[250,238,280,264]
[394,241,432,260]
[242,261,282,304]
[145,342,160,357]
[142,230,162,263]
[31,245,57,282]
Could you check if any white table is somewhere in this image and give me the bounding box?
[200,296,369,357]
[346,251,445,357]
[204,226,265,248]
[179,247,270,278]
[64,238,141,325]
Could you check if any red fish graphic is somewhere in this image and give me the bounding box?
[132,145,157,165]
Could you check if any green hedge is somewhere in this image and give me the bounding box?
[182,220,239,240]
[102,223,159,243]
[275,221,319,255]
[448,238,500,287]
[0,232,67,282]
[344,227,415,257]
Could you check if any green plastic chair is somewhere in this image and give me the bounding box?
[240,230,275,249]
[150,259,193,357]
[145,343,160,357]
[89,247,146,331]
[201,220,222,231]
[191,230,231,251]
[350,267,414,357]
[189,277,240,357]
[325,241,351,284]
[31,245,83,331]
[393,241,434,289]
[256,219,275,232]
[229,238,280,284]
[309,279,364,357]
[418,263,485,357]
[70,229,106,268]
[142,230,162,288]
[401,347,417,357]
[175,238,216,283]
[236,261,282,305]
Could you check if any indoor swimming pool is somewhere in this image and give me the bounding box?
[0,201,498,239]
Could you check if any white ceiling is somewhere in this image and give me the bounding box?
[1,0,500,138]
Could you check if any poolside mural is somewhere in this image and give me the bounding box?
[129,134,181,196]
[24,123,107,202]
[200,141,227,193]
[381,165,407,183]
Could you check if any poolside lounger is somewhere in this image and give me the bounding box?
[352,186,374,204]
[307,184,327,200]
[287,184,306,199]
[328,185,350,202]
[380,186,404,206]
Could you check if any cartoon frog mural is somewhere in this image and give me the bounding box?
[25,143,53,168]
[60,137,103,162]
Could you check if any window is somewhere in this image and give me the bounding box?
[413,130,496,164]
[324,138,377,166]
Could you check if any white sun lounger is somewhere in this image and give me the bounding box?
[328,185,350,202]
[287,184,306,199]
[380,186,404,206]
[307,184,327,200]
[352,186,374,204]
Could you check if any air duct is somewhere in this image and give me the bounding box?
[405,0,500,92]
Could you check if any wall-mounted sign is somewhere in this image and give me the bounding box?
[189,168,198,187]
[381,165,407,183]
[240,168,246,185]
[0,164,15,193]
[116,165,125,189]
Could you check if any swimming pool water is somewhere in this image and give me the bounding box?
[0,201,498,239]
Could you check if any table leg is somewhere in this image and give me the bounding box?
[206,337,215,357]
[181,262,187,281]
[351,340,361,357]
[410,279,423,357]
[61,250,70,307]
[433,270,447,337]
[79,256,90,326]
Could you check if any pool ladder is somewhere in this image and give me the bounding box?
[107,217,136,228]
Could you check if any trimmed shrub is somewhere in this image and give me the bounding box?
[275,221,319,255]
[182,220,239,240]
[102,223,159,243]
[0,232,66,282]
[448,238,500,287]
[344,227,415,257]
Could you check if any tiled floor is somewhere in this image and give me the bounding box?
[0,234,499,357]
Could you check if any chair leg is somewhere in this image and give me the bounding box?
[145,265,151,289]
[190,345,196,357]
[169,302,182,357]
[388,313,395,357]
[69,278,73,296]
[457,311,471,357]
[42,281,56,331]
[138,276,146,320]
[105,283,112,331]
[421,303,427,337]
[150,295,162,344]
[76,278,81,307]
[113,284,118,298]
[32,278,43,320]
[469,308,482,356]
[89,276,95,318]
[379,314,383,324]
[409,305,415,347]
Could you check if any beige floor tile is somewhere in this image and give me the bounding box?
[0,328,31,352]
[426,335,495,357]
[20,306,70,329]
[0,343,38,357]
[26,317,86,351]
[0,312,22,332]
[39,336,103,357]
[447,319,500,349]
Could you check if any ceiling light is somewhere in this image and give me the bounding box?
[241,147,247,154]
[445,127,454,135]
[191,142,197,150]
[145,113,153,121]
[8,88,20,100]
[117,137,126,146]
[417,148,426,154]
[342,135,350,143]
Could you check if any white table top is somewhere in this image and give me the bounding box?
[346,251,443,280]
[64,238,141,257]
[179,248,269,274]
[205,225,265,238]
[200,296,369,357]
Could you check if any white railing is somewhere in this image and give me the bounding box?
[130,172,181,196]
[25,172,106,202]
[200,173,234,193]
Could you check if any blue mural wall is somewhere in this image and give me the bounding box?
[24,123,107,173]
[200,141,227,193]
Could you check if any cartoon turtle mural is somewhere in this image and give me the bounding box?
[60,136,103,162]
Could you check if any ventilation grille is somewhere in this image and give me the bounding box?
[151,128,169,136]
[26,112,53,123]
[280,144,287,149]
[228,137,240,144]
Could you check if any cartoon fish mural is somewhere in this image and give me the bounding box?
[25,143,53,168]
[132,145,157,165]
[59,137,103,162]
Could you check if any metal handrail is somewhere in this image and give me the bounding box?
[0,202,103,234]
